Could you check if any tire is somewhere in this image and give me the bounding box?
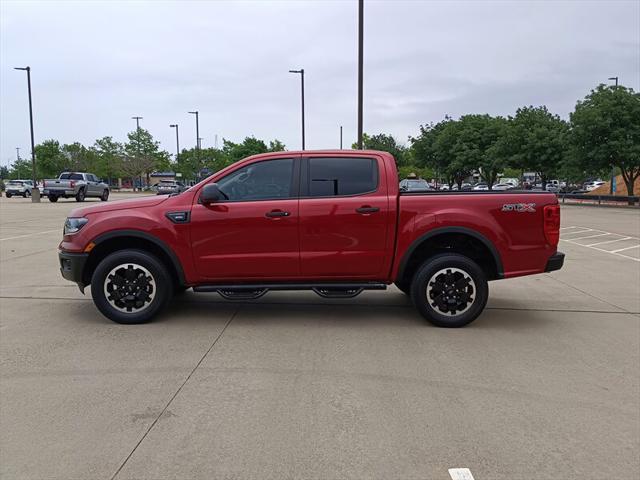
[394,281,411,296]
[75,188,85,202]
[100,189,109,202]
[411,254,488,328]
[24,190,31,198]
[5,193,11,198]
[90,249,173,324]
[48,195,58,202]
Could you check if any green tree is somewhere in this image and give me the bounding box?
[570,84,640,196]
[34,140,65,178]
[0,166,8,179]
[410,118,454,185]
[453,115,507,190]
[9,158,32,179]
[60,142,98,173]
[354,133,408,166]
[92,136,124,182]
[509,106,569,187]
[124,128,170,187]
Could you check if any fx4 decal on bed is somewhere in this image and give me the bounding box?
[501,203,536,212]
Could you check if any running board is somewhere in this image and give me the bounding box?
[192,282,387,300]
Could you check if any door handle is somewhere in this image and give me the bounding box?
[265,210,290,218]
[356,206,380,214]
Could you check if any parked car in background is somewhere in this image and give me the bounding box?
[5,180,33,198]
[43,172,109,202]
[492,183,514,191]
[399,178,432,192]
[473,182,488,191]
[585,180,605,191]
[156,181,188,195]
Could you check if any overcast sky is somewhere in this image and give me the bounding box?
[1,0,638,167]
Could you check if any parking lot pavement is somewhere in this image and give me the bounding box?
[1,195,639,480]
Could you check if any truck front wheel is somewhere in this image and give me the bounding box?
[411,254,488,328]
[91,249,173,324]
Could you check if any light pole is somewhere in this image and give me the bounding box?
[357,0,364,149]
[131,116,143,190]
[340,126,343,149]
[288,69,305,150]
[607,76,619,194]
[14,66,39,202]
[188,111,200,177]
[169,124,180,162]
[16,147,20,161]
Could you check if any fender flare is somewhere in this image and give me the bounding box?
[92,229,186,285]
[396,226,504,281]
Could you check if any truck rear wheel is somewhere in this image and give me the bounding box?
[90,249,173,324]
[75,188,85,202]
[100,189,109,201]
[411,254,488,328]
[48,195,58,202]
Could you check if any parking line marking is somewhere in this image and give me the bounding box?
[0,229,59,241]
[585,236,632,246]
[611,244,640,253]
[561,228,593,236]
[449,468,475,480]
[568,233,611,241]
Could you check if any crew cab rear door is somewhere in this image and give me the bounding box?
[298,155,391,278]
[190,157,301,280]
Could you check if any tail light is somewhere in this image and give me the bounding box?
[70,181,75,188]
[543,204,560,246]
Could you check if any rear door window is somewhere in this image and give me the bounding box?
[307,157,378,197]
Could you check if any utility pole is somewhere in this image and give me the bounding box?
[169,124,180,162]
[14,66,40,201]
[357,0,364,149]
[607,76,619,194]
[188,111,200,176]
[131,116,143,190]
[289,69,305,150]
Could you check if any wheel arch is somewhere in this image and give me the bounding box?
[396,227,504,286]
[83,230,186,287]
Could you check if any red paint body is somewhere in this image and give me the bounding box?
[60,150,560,285]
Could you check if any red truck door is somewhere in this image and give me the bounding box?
[190,157,300,280]
[298,155,390,278]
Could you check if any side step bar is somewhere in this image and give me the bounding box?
[192,282,387,300]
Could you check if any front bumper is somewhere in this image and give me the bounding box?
[544,251,565,272]
[59,250,89,291]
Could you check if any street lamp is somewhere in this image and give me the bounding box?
[607,76,619,194]
[131,116,143,130]
[131,116,143,190]
[14,66,39,202]
[188,111,201,177]
[357,0,364,149]
[340,126,343,149]
[289,69,305,150]
[169,124,180,162]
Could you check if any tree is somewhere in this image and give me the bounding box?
[453,115,507,190]
[34,140,66,179]
[9,158,32,179]
[0,166,8,179]
[570,84,640,197]
[509,106,569,187]
[354,133,408,166]
[60,142,97,173]
[124,128,170,187]
[222,136,285,163]
[92,137,124,182]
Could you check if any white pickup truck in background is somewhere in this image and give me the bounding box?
[43,172,109,203]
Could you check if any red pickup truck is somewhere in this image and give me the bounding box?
[58,150,563,327]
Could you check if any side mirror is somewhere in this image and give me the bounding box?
[200,183,223,204]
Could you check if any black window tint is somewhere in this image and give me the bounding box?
[217,158,294,201]
[309,157,377,196]
[60,173,84,180]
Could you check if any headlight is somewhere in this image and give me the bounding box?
[64,217,89,235]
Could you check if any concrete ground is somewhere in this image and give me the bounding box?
[1,194,638,480]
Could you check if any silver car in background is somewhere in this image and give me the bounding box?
[4,180,33,198]
[156,181,187,195]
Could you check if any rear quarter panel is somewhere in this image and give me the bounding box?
[393,192,559,279]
